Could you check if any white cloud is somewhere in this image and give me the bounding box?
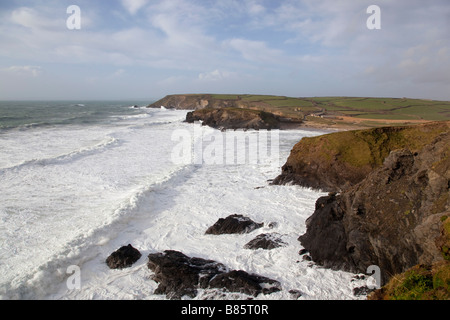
[246,0,266,16]
[121,0,149,15]
[198,69,235,81]
[3,65,42,77]
[224,38,284,64]
[10,7,62,30]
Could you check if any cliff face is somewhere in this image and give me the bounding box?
[288,121,450,285]
[148,94,241,110]
[185,108,282,130]
[272,122,450,192]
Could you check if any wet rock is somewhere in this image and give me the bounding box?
[298,248,308,255]
[147,250,226,299]
[268,222,278,229]
[106,244,142,269]
[147,250,281,299]
[244,233,286,250]
[353,286,375,297]
[205,214,263,235]
[208,270,281,296]
[289,289,303,299]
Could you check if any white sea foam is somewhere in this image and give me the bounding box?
[0,108,371,300]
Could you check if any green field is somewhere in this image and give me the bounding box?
[209,94,450,123]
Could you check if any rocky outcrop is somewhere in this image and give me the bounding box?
[298,129,450,285]
[244,233,287,250]
[186,108,282,130]
[205,214,264,235]
[148,94,303,130]
[147,250,281,299]
[106,244,142,269]
[272,121,450,192]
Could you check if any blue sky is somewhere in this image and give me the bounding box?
[0,0,449,100]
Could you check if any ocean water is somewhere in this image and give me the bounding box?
[0,101,374,300]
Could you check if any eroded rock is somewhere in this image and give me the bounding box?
[147,250,281,299]
[244,233,286,250]
[205,214,263,235]
[106,244,142,269]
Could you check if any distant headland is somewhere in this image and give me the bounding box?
[147,94,450,130]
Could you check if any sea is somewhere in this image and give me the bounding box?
[0,101,375,300]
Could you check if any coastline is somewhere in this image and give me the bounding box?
[46,123,369,300]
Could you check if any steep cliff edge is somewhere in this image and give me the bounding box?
[147,94,232,110]
[272,121,450,192]
[287,121,449,288]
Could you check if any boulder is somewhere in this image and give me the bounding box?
[208,270,281,296]
[353,286,375,297]
[205,214,263,235]
[147,250,226,299]
[147,250,281,299]
[244,233,286,250]
[289,289,303,299]
[106,244,142,269]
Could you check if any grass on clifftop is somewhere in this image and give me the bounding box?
[207,94,450,124]
[370,263,450,300]
[291,121,449,169]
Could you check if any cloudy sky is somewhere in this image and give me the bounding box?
[0,0,449,100]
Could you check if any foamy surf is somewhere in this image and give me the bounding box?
[0,103,373,300]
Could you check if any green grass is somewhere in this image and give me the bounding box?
[353,113,420,120]
[210,94,240,100]
[391,105,450,121]
[376,263,450,300]
[159,94,450,124]
[240,94,286,101]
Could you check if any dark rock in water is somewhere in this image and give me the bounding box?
[209,270,281,296]
[289,289,303,299]
[353,286,375,297]
[298,248,308,255]
[351,274,367,282]
[106,244,142,269]
[205,214,263,235]
[268,222,278,229]
[147,250,281,299]
[302,255,312,261]
[147,250,226,299]
[244,233,286,250]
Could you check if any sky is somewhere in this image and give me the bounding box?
[0,0,449,101]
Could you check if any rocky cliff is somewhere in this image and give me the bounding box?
[282,121,449,287]
[148,94,231,110]
[185,108,283,130]
[272,121,450,192]
[149,94,302,130]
